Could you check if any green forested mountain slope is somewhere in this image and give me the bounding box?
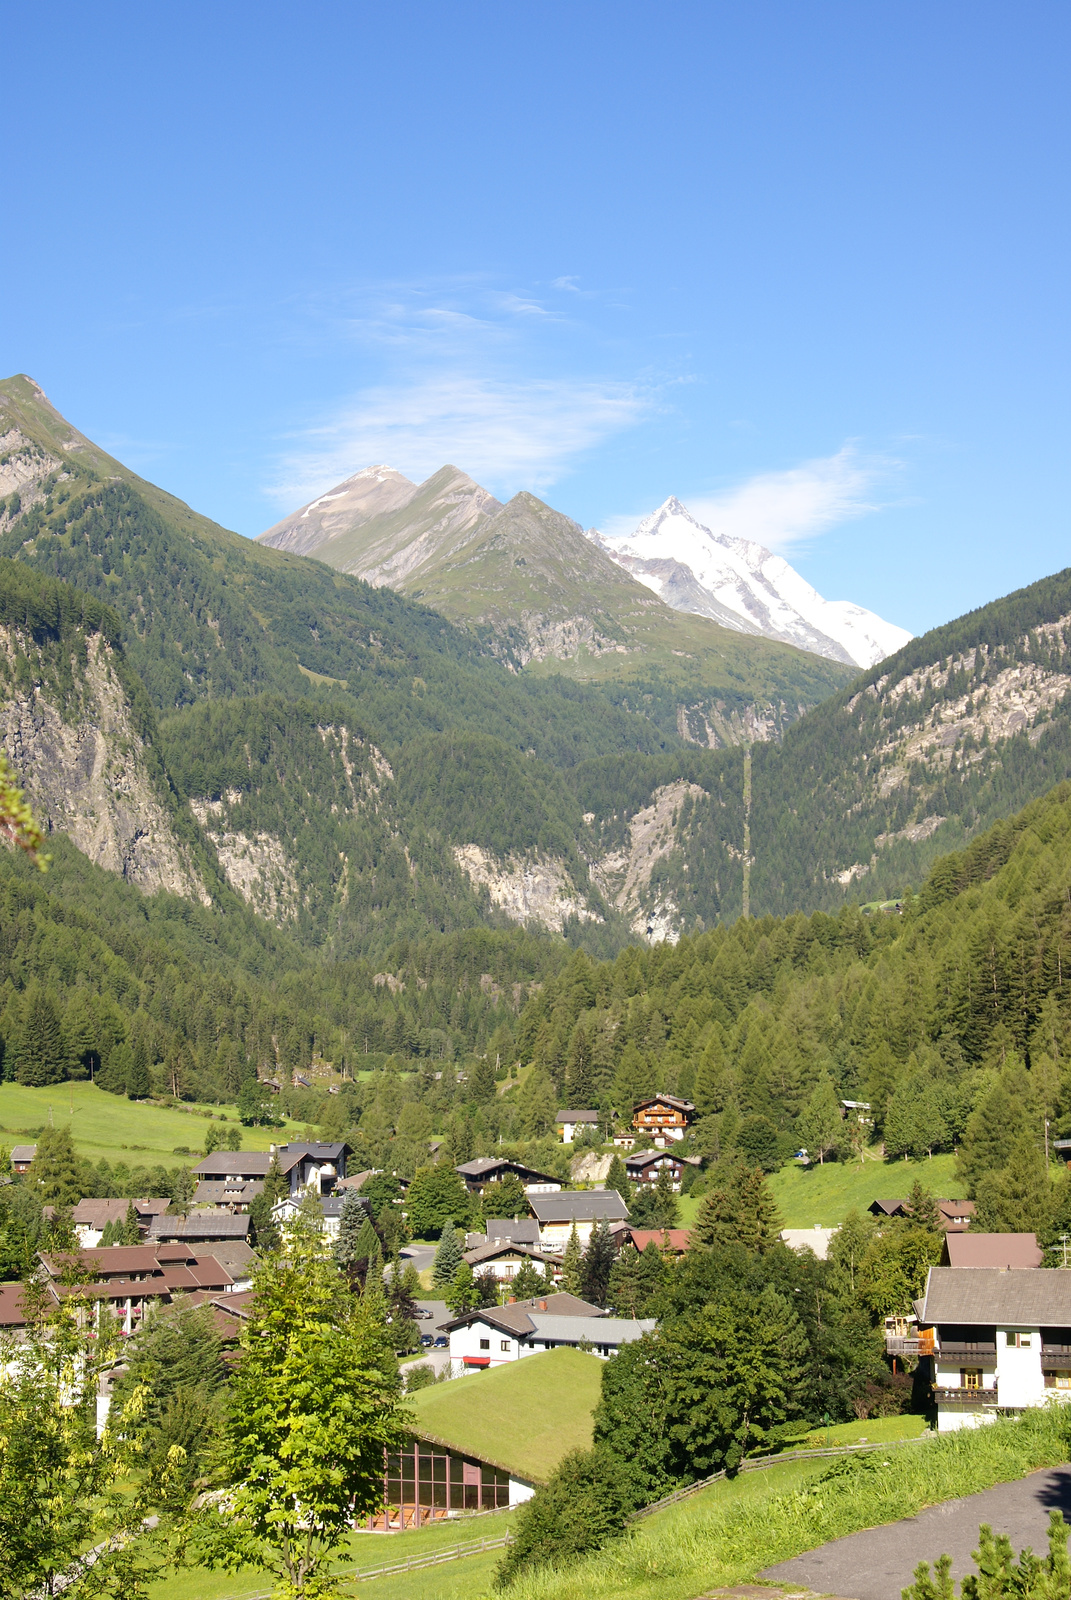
[559,566,1071,931]
[264,468,852,746]
[1,376,848,752]
[511,778,1071,1191]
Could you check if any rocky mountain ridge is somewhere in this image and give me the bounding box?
[591,496,910,668]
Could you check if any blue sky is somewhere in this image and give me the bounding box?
[3,1,1070,636]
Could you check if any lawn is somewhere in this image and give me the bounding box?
[406,1347,603,1484]
[149,1507,517,1599]
[0,1081,303,1169]
[766,1150,962,1227]
[499,1406,1071,1600]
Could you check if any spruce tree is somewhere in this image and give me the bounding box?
[14,986,66,1087]
[120,1201,141,1246]
[607,1241,666,1317]
[432,1219,464,1289]
[975,1139,1052,1234]
[248,1191,281,1251]
[334,1189,370,1272]
[480,1173,528,1225]
[30,1126,83,1207]
[510,1257,546,1299]
[126,1052,151,1100]
[605,1154,629,1202]
[579,1218,615,1307]
[906,1180,942,1232]
[561,1222,584,1295]
[692,1163,782,1254]
[652,1165,680,1230]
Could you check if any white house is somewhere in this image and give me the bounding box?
[916,1267,1071,1431]
[528,1189,630,1252]
[555,1110,600,1144]
[443,1293,654,1372]
[271,1193,348,1240]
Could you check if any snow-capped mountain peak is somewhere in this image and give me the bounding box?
[589,497,910,669]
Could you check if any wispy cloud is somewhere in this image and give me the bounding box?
[600,446,893,553]
[269,374,647,506]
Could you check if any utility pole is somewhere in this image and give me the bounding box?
[742,745,752,920]
[1046,1118,1051,1167]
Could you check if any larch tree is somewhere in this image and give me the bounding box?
[195,1229,408,1599]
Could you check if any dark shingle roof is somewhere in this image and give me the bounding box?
[193,1152,274,1179]
[529,1191,629,1223]
[485,1218,540,1245]
[920,1266,1071,1325]
[149,1213,251,1241]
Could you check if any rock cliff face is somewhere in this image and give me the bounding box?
[0,625,207,900]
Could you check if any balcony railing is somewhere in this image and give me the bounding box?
[934,1386,999,1408]
[937,1342,996,1359]
[885,1333,937,1356]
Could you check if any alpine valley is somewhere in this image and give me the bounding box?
[4,368,1071,967]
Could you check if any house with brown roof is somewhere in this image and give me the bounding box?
[555,1111,600,1143]
[916,1266,1071,1431]
[71,1197,170,1247]
[528,1189,630,1252]
[36,1244,235,1336]
[627,1227,692,1257]
[462,1239,562,1285]
[444,1294,653,1371]
[10,1145,35,1174]
[867,1197,976,1232]
[455,1157,561,1196]
[940,1233,1042,1269]
[631,1096,694,1146]
[625,1148,684,1189]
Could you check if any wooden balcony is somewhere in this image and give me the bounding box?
[885,1332,936,1356]
[934,1386,999,1410]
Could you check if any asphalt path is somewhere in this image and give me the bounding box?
[759,1463,1071,1600]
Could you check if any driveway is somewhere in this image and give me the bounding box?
[759,1464,1071,1600]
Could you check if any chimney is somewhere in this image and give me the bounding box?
[507,1295,516,1304]
[539,1299,547,1311]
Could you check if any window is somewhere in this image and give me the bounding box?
[500,1340,510,1352]
[961,1369,982,1390]
[1049,1372,1071,1389]
[1014,1333,1034,1349]
[479,1338,490,1350]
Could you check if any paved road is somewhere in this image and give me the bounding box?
[760,1464,1071,1600]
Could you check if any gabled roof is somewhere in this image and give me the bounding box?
[632,1096,695,1113]
[625,1149,680,1169]
[10,1145,35,1163]
[72,1197,169,1227]
[193,1151,274,1179]
[485,1218,540,1245]
[455,1156,559,1185]
[463,1240,557,1267]
[507,1292,604,1317]
[529,1190,630,1223]
[941,1233,1042,1269]
[275,1141,349,1174]
[0,1283,29,1326]
[149,1213,251,1241]
[527,1313,655,1344]
[192,1179,264,1206]
[628,1228,692,1253]
[919,1266,1071,1326]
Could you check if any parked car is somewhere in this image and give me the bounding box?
[420,1334,434,1348]
[433,1335,448,1348]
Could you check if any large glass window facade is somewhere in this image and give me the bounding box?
[378,1440,511,1524]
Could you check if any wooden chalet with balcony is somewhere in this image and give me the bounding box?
[631,1095,694,1146]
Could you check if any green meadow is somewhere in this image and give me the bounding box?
[0,1081,303,1169]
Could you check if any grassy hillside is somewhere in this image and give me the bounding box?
[0,1082,301,1169]
[406,1348,603,1483]
[768,1152,962,1227]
